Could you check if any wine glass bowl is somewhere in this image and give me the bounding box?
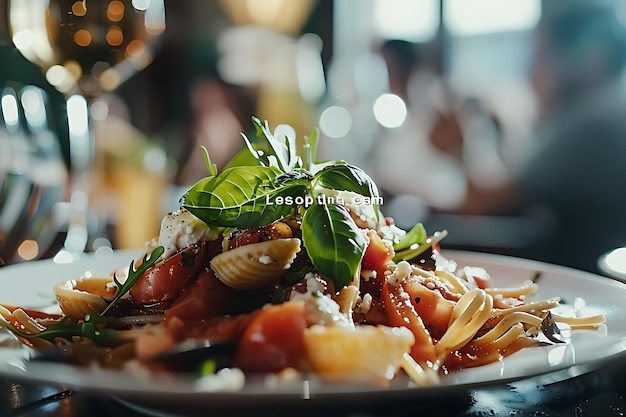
[0,82,69,266]
[9,0,166,99]
[6,0,166,257]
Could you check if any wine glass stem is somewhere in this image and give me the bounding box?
[64,94,92,255]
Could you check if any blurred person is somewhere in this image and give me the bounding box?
[458,2,626,273]
[370,40,467,228]
[429,95,509,189]
[177,72,246,184]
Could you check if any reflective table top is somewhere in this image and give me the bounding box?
[3,358,626,417]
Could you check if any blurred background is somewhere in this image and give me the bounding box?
[2,0,626,275]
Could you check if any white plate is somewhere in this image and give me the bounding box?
[1,250,626,416]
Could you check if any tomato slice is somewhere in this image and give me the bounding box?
[234,301,308,373]
[401,276,454,340]
[382,281,437,365]
[362,229,394,280]
[130,243,211,304]
[226,221,293,250]
[165,269,234,322]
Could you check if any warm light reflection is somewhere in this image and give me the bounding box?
[296,34,326,103]
[144,0,166,35]
[72,1,87,17]
[604,247,626,276]
[107,1,125,22]
[373,94,407,128]
[99,68,121,91]
[21,87,47,131]
[132,0,151,11]
[1,93,20,129]
[9,1,55,64]
[220,0,314,35]
[17,240,39,261]
[106,27,124,46]
[73,29,92,47]
[64,60,83,81]
[12,30,34,50]
[126,40,145,57]
[89,100,109,120]
[374,0,439,42]
[46,65,74,92]
[445,0,541,36]
[245,0,283,27]
[67,95,89,137]
[319,106,352,138]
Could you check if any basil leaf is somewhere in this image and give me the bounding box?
[393,223,427,251]
[200,146,218,176]
[223,146,262,170]
[181,165,309,228]
[301,202,367,288]
[312,164,380,200]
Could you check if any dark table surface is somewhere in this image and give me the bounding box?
[3,357,626,417]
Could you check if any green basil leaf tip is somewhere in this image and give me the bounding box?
[313,164,380,200]
[301,202,367,289]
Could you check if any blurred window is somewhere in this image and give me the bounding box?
[374,0,440,42]
[444,0,541,36]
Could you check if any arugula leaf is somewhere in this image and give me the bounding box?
[0,313,118,344]
[0,248,164,344]
[301,202,367,288]
[101,246,165,315]
[312,164,380,200]
[182,165,310,228]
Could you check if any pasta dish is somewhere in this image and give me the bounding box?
[0,118,606,389]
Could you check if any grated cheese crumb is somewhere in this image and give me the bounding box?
[361,269,377,282]
[386,261,412,286]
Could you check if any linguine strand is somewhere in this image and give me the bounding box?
[484,281,538,298]
[436,289,493,356]
[473,312,542,346]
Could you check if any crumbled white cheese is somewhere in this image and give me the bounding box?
[361,269,377,282]
[158,208,220,258]
[289,291,351,328]
[386,261,412,286]
[357,293,373,314]
[304,272,326,294]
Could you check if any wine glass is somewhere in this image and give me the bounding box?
[6,0,165,257]
[0,82,69,266]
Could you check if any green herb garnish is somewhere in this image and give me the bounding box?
[0,313,117,344]
[101,246,165,315]
[393,229,448,263]
[181,117,380,288]
[0,246,165,344]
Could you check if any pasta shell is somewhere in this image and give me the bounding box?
[211,238,301,290]
[53,274,117,320]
